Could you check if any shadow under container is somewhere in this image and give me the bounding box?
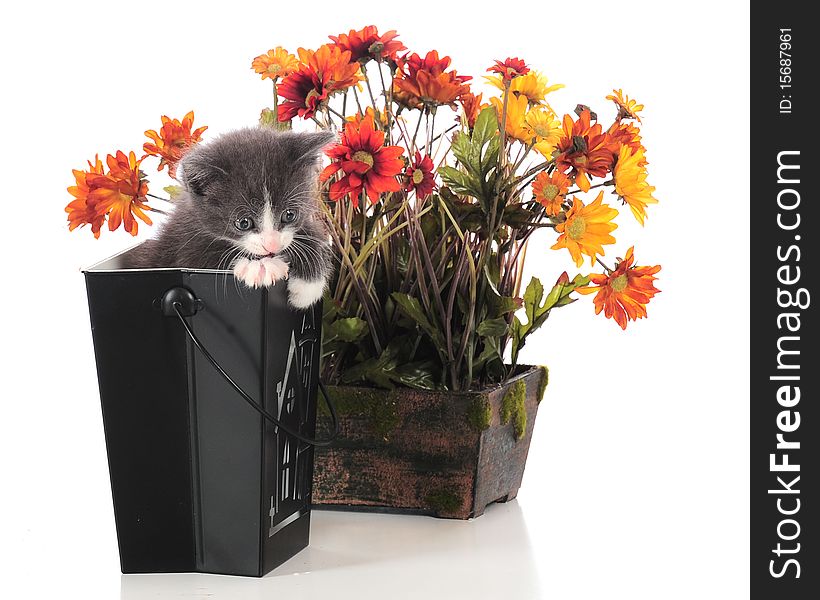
[84,247,322,577]
[313,365,547,519]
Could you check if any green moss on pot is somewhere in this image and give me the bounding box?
[500,379,527,440]
[318,386,399,436]
[467,396,492,431]
[536,366,549,403]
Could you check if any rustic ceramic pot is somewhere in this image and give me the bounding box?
[312,365,547,519]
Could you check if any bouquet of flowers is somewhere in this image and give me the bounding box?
[66,25,661,393]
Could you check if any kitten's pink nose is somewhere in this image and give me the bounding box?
[261,230,282,254]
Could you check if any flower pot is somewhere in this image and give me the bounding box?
[84,247,324,576]
[312,365,547,519]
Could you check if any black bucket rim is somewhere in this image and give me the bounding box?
[83,244,233,274]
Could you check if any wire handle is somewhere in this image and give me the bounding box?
[171,300,339,447]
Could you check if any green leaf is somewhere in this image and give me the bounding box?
[439,166,481,198]
[510,275,591,364]
[390,292,445,348]
[341,357,396,388]
[488,293,521,317]
[450,131,474,168]
[324,317,367,343]
[472,106,499,148]
[476,317,509,338]
[472,336,503,372]
[391,361,439,390]
[523,277,547,327]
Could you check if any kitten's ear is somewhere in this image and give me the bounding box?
[178,146,228,196]
[295,129,339,167]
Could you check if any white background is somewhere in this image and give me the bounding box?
[0,1,749,598]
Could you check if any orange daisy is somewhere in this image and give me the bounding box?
[87,151,152,236]
[143,111,207,179]
[320,115,404,206]
[532,171,571,216]
[251,47,299,81]
[459,91,485,129]
[607,121,644,158]
[65,155,107,238]
[393,50,471,108]
[277,44,361,121]
[551,192,618,267]
[554,109,618,192]
[329,26,406,63]
[578,246,661,329]
[346,106,389,128]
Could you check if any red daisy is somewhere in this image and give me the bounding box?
[404,151,436,198]
[320,115,405,206]
[487,57,530,83]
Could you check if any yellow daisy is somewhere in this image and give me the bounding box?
[613,144,658,225]
[606,89,644,122]
[552,192,619,266]
[251,47,300,81]
[486,70,564,105]
[490,94,532,144]
[525,107,562,157]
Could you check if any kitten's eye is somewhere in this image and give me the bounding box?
[235,217,254,231]
[281,209,298,224]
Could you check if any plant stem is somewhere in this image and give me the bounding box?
[411,107,424,153]
[352,85,364,115]
[596,257,613,273]
[376,62,394,142]
[566,180,613,195]
[362,65,379,112]
[327,105,346,122]
[417,124,458,156]
[498,79,511,167]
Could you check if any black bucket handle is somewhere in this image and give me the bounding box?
[163,287,339,447]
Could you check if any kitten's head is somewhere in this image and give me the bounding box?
[178,127,337,257]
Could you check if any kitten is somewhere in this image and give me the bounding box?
[124,127,337,309]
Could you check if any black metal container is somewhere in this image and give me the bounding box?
[83,247,322,577]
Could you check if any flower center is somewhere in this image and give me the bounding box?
[533,123,552,138]
[610,274,629,293]
[567,216,587,240]
[269,64,282,75]
[412,168,425,185]
[543,183,559,200]
[305,88,322,106]
[352,150,374,169]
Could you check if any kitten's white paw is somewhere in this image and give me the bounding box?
[259,256,289,286]
[288,277,325,309]
[233,257,289,288]
[232,258,251,281]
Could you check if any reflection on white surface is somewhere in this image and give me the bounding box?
[120,502,540,600]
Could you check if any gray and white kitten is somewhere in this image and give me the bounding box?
[125,127,337,309]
